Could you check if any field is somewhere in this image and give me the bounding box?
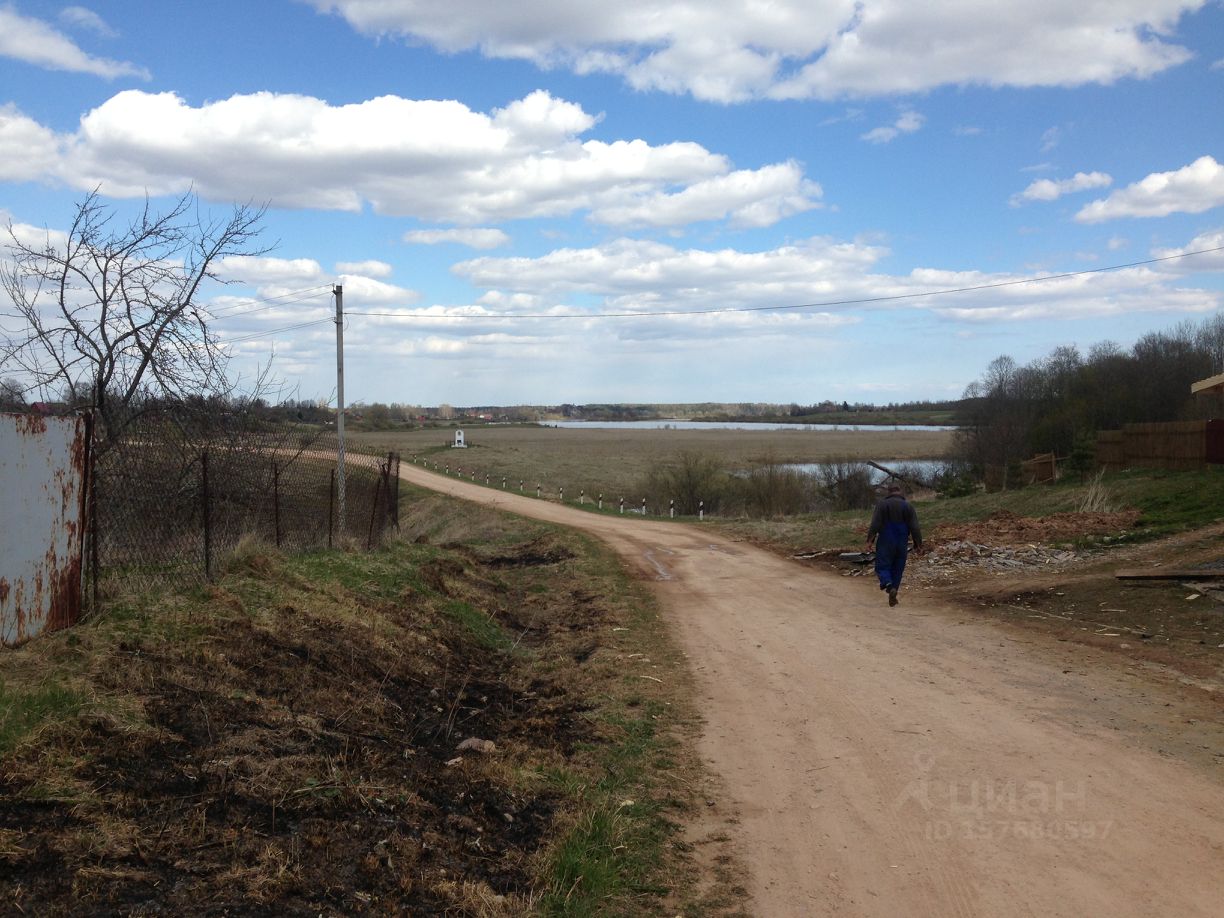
[349,424,955,502]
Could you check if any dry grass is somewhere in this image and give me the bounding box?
[1,485,743,916]
[351,424,953,502]
[1077,469,1119,514]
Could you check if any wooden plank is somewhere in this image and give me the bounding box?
[1115,569,1224,581]
[1191,371,1224,396]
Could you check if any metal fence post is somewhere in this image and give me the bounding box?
[273,460,282,548]
[201,449,212,580]
[328,468,335,548]
[367,460,385,550]
[670,498,675,518]
[388,452,399,530]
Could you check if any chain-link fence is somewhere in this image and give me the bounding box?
[89,414,399,593]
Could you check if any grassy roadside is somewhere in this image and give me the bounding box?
[0,487,745,915]
[710,466,1224,555]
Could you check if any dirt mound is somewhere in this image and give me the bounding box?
[933,509,1141,547]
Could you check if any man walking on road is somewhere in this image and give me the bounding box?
[865,483,923,607]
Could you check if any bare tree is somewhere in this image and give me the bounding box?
[1,191,269,443]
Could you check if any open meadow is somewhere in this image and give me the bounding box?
[349,424,955,502]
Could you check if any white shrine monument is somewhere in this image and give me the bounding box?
[453,429,467,448]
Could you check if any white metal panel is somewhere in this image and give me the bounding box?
[1,413,89,646]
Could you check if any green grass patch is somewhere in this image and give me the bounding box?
[287,542,435,599]
[441,599,516,652]
[538,702,678,916]
[0,680,84,753]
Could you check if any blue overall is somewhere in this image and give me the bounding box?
[874,522,910,591]
[868,493,921,592]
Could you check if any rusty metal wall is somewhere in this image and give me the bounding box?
[1,413,90,646]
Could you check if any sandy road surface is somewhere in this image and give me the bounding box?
[399,463,1224,917]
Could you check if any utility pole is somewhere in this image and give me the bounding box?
[334,284,346,533]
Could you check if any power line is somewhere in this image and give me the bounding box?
[221,317,333,344]
[345,244,1224,322]
[207,284,333,317]
[209,289,333,321]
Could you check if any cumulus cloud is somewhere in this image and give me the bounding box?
[308,0,1203,102]
[0,105,61,181]
[861,110,924,144]
[216,256,327,287]
[404,228,511,249]
[1010,171,1112,206]
[335,259,394,277]
[0,5,147,78]
[1076,156,1224,222]
[1151,229,1224,274]
[590,162,821,227]
[203,227,1224,399]
[0,90,818,229]
[448,233,1223,325]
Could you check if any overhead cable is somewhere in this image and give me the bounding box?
[345,244,1224,322]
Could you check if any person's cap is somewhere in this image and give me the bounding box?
[886,483,902,493]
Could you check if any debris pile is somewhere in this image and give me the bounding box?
[919,540,1081,578]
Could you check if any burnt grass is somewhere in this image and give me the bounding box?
[0,523,652,915]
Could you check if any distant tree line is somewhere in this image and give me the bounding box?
[954,313,1224,485]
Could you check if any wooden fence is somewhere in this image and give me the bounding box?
[1096,419,1224,471]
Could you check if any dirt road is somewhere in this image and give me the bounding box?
[399,463,1224,917]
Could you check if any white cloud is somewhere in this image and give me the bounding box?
[861,110,923,145]
[59,6,117,38]
[0,104,61,181]
[1039,126,1061,153]
[404,228,511,249]
[1151,229,1224,274]
[1211,58,1224,70]
[1076,156,1224,222]
[590,162,821,227]
[0,90,816,229]
[448,233,1223,326]
[1010,171,1112,206]
[216,256,326,286]
[1,215,69,252]
[0,6,147,79]
[336,259,394,277]
[309,0,1203,103]
[1107,236,1128,251]
[953,126,982,137]
[335,273,422,306]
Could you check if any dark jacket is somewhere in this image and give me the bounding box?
[867,494,922,548]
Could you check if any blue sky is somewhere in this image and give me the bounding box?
[2,0,1223,407]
